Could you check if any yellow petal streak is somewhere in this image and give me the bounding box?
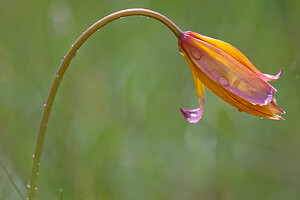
[190,60,206,110]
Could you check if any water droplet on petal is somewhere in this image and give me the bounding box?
[250,102,257,105]
[190,47,202,60]
[178,48,184,56]
[217,76,229,86]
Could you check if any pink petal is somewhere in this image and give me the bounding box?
[262,67,283,82]
[179,107,203,123]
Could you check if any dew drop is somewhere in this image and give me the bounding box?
[179,107,201,123]
[217,76,229,86]
[27,184,30,188]
[56,74,59,78]
[120,17,125,19]
[146,17,149,19]
[179,48,183,56]
[190,47,202,60]
[32,154,35,158]
[260,117,263,119]
[250,102,257,105]
[35,187,38,190]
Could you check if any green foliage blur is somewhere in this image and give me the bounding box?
[1,0,300,199]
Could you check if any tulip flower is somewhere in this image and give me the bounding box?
[178,31,285,123]
[28,9,286,200]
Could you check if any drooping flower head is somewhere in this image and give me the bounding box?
[178,31,285,123]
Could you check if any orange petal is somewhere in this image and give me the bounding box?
[219,85,285,120]
[187,31,283,82]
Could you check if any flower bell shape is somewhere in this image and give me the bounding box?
[178,31,285,123]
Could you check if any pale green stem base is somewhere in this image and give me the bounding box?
[27,8,183,200]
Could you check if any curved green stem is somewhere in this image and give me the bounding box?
[27,8,183,200]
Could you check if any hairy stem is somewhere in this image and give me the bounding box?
[27,8,183,200]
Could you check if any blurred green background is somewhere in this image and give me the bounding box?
[1,0,300,199]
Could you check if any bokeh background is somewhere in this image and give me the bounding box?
[1,0,300,199]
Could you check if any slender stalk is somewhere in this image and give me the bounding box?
[27,8,183,200]
[0,160,25,200]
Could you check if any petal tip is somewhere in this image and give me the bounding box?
[179,107,203,123]
[263,67,284,82]
[275,115,285,120]
[268,115,285,120]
